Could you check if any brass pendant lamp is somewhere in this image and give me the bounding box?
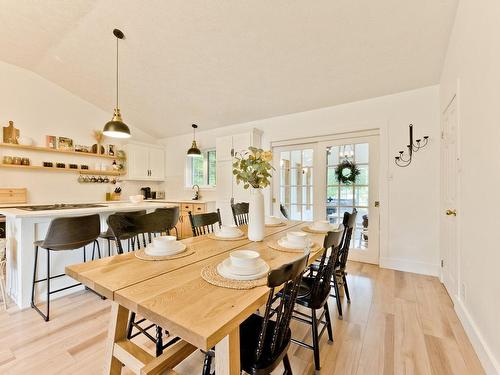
[187,124,202,157]
[103,29,131,139]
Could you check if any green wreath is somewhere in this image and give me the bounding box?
[335,160,360,184]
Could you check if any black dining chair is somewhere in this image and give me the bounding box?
[31,214,101,321]
[188,209,222,237]
[231,202,249,226]
[107,211,181,356]
[291,230,343,371]
[99,210,146,256]
[154,206,180,239]
[202,253,309,375]
[280,204,289,220]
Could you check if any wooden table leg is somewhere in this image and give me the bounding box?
[215,326,241,375]
[104,301,130,375]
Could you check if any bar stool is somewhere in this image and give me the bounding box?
[99,210,146,256]
[31,214,100,321]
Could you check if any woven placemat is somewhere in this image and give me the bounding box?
[266,240,321,253]
[134,248,195,261]
[201,263,267,290]
[265,222,287,227]
[206,233,247,241]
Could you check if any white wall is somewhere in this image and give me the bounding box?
[0,61,160,203]
[160,85,441,276]
[440,0,500,373]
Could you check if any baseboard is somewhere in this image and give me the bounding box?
[379,257,440,276]
[454,299,500,375]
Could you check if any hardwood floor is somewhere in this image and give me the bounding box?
[0,262,484,374]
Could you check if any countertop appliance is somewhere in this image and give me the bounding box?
[140,187,152,200]
[18,204,106,211]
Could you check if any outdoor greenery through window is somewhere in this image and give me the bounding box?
[189,149,216,187]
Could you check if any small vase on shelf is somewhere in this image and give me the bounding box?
[248,187,265,241]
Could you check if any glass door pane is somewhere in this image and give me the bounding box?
[326,143,369,248]
[278,148,314,220]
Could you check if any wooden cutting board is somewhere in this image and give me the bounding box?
[0,188,27,204]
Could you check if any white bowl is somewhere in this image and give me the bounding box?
[230,250,260,268]
[129,195,144,204]
[311,220,332,231]
[145,242,185,256]
[265,216,282,225]
[217,225,243,238]
[286,231,308,246]
[153,235,178,250]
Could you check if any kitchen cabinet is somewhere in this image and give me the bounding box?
[124,142,165,181]
[168,201,216,239]
[215,129,262,224]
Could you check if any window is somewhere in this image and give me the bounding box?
[187,149,217,187]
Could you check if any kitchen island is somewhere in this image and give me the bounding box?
[0,201,175,308]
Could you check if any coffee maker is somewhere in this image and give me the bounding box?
[140,187,152,200]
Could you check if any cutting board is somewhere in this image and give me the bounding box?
[0,188,27,204]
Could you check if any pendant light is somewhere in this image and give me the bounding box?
[103,28,131,139]
[187,124,202,157]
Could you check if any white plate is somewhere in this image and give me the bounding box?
[214,231,243,239]
[278,237,312,249]
[222,258,267,276]
[217,260,270,280]
[310,223,340,232]
[145,242,186,256]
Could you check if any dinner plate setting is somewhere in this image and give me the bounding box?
[265,215,286,227]
[216,250,270,281]
[208,225,246,240]
[135,235,191,261]
[267,231,318,253]
[302,220,342,234]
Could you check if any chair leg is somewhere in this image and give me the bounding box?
[202,349,214,375]
[31,245,39,308]
[45,249,50,321]
[283,353,293,374]
[127,312,136,339]
[333,274,343,320]
[324,303,334,342]
[155,325,163,357]
[343,273,351,303]
[107,238,111,257]
[311,308,320,371]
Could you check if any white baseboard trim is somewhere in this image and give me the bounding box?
[454,299,500,375]
[379,257,440,276]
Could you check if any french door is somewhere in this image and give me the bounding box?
[272,133,380,264]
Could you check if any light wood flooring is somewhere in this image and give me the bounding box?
[0,262,485,374]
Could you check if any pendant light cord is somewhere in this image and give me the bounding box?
[116,36,119,108]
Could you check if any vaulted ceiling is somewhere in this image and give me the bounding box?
[0,0,458,138]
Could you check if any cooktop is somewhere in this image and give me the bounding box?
[18,204,106,211]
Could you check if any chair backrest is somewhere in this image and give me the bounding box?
[107,210,174,253]
[255,253,309,363]
[279,204,289,220]
[231,202,249,226]
[154,206,180,231]
[103,210,146,235]
[188,209,222,237]
[41,214,100,251]
[338,209,357,269]
[309,230,343,307]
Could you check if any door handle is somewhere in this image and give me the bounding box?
[445,209,457,216]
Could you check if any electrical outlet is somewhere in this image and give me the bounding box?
[461,283,466,301]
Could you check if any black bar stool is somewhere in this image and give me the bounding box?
[99,210,146,256]
[31,214,101,321]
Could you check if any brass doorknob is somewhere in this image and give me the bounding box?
[446,209,457,216]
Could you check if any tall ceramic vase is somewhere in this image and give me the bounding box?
[248,187,265,241]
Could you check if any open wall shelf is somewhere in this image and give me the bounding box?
[0,163,124,176]
[0,142,122,160]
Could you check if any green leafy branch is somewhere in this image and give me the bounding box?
[232,147,275,189]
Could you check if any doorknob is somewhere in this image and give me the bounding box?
[446,209,457,216]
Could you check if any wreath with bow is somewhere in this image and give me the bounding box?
[335,160,360,184]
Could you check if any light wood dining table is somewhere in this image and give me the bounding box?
[66,221,326,375]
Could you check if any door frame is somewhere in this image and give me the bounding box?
[440,91,462,303]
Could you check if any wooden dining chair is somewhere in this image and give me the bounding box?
[107,211,181,356]
[291,230,343,371]
[188,209,222,237]
[231,202,249,226]
[202,253,309,375]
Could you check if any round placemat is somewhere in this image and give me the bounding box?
[134,248,195,261]
[301,225,342,234]
[206,233,247,241]
[265,222,287,227]
[266,240,321,253]
[201,263,267,290]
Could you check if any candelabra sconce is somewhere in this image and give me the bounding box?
[394,124,429,167]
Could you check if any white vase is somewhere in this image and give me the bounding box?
[248,188,265,241]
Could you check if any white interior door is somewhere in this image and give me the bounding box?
[441,97,460,299]
[318,136,380,264]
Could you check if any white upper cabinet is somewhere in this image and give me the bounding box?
[124,142,165,181]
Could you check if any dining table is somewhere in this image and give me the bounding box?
[66,220,327,375]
